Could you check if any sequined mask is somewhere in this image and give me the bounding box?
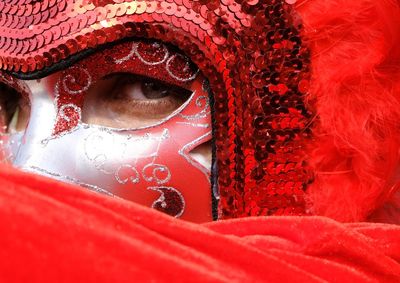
[0,0,313,220]
[0,40,215,222]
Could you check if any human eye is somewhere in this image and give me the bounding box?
[82,72,192,129]
[0,82,30,134]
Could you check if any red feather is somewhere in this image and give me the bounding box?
[296,0,400,222]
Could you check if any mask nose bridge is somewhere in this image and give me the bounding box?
[13,81,58,169]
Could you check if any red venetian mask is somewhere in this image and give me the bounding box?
[0,0,313,220]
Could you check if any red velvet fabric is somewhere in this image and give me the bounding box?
[0,165,399,282]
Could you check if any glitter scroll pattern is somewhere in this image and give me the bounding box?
[0,0,313,219]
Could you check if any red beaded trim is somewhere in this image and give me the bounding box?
[0,0,314,219]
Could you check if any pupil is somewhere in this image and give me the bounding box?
[142,81,168,99]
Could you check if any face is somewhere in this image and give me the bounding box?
[0,40,215,222]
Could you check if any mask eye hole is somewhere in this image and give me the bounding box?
[81,72,193,129]
[0,83,30,134]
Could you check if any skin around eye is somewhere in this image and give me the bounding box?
[0,83,30,134]
[82,73,192,129]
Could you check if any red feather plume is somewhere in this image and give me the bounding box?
[296,0,400,222]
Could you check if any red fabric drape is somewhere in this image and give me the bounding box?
[0,165,399,282]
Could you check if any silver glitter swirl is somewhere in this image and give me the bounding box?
[179,96,210,120]
[142,163,171,185]
[133,42,170,66]
[166,54,199,82]
[115,164,140,184]
[114,42,136,64]
[61,67,92,95]
[58,104,81,123]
